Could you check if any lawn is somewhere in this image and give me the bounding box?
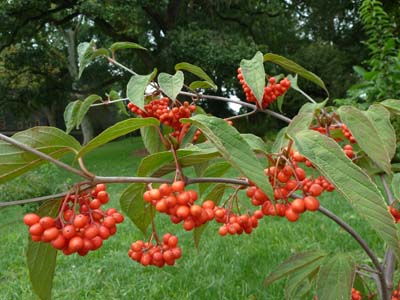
[0,137,385,300]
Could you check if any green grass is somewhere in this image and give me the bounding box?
[0,137,386,300]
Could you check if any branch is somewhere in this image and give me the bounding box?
[381,174,396,293]
[0,192,67,208]
[0,133,90,179]
[318,206,388,300]
[179,91,292,123]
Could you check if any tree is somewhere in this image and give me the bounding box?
[1,40,400,299]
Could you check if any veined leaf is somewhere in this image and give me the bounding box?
[241,134,268,155]
[272,127,289,153]
[175,62,216,89]
[158,71,184,101]
[137,147,220,177]
[182,115,274,202]
[64,100,82,134]
[392,173,400,200]
[263,53,328,96]
[199,161,231,195]
[364,104,396,160]
[285,258,324,300]
[27,200,61,300]
[189,80,216,90]
[240,51,265,107]
[265,250,327,286]
[194,184,228,248]
[381,99,400,115]
[140,126,164,154]
[120,183,150,235]
[76,95,102,129]
[316,254,356,300]
[126,69,157,110]
[77,40,95,78]
[77,118,159,158]
[287,113,314,139]
[338,106,392,175]
[110,42,147,52]
[294,130,400,259]
[0,127,80,183]
[90,48,109,60]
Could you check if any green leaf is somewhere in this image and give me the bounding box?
[194,184,228,248]
[286,113,314,139]
[298,99,328,114]
[316,254,356,300]
[77,40,95,78]
[120,183,151,235]
[353,65,367,77]
[285,258,324,300]
[241,133,268,155]
[265,250,327,286]
[240,51,265,107]
[338,106,392,175]
[64,100,82,134]
[293,130,400,259]
[286,278,311,300]
[381,99,400,115]
[182,115,274,201]
[392,173,400,200]
[140,126,164,154]
[364,104,396,160]
[77,118,159,158]
[90,48,109,60]
[76,95,102,129]
[126,70,157,110]
[0,127,80,183]
[175,62,216,89]
[189,80,216,90]
[137,147,220,177]
[27,200,61,300]
[180,125,199,148]
[263,53,328,96]
[110,42,147,52]
[199,161,231,195]
[158,71,184,101]
[272,127,289,153]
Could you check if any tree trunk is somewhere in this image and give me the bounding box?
[42,105,57,127]
[81,115,94,145]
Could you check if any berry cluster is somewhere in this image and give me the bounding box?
[215,208,263,236]
[392,284,400,300]
[245,149,335,222]
[23,184,124,256]
[311,124,356,159]
[237,68,290,109]
[341,124,356,144]
[144,181,215,231]
[351,288,362,300]
[127,98,196,138]
[128,233,182,267]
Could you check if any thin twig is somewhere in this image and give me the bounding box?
[90,97,128,107]
[297,88,317,104]
[107,57,137,75]
[0,192,67,208]
[179,91,292,123]
[380,174,396,293]
[0,133,90,179]
[225,107,258,121]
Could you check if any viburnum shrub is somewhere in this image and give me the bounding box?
[0,43,399,300]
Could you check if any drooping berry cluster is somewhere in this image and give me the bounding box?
[127,98,196,137]
[215,208,263,236]
[128,233,182,267]
[23,184,124,256]
[144,181,215,231]
[351,288,362,300]
[245,149,335,222]
[237,68,290,109]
